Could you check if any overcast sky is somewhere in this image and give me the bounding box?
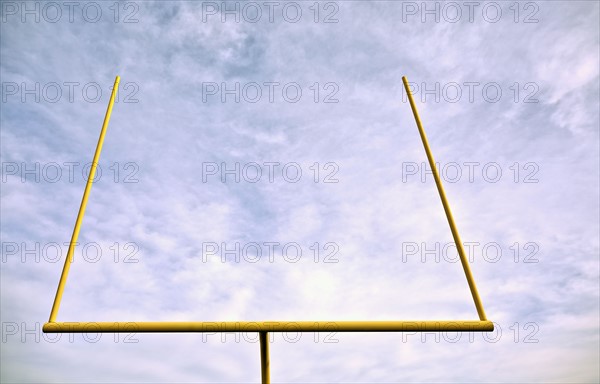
[1,1,599,383]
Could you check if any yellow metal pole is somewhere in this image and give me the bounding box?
[259,332,270,384]
[402,76,488,321]
[48,75,120,323]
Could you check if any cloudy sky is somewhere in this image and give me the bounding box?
[1,1,599,382]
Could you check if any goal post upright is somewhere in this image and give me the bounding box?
[401,76,488,321]
[48,75,121,323]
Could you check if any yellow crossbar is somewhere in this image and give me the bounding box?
[43,321,494,333]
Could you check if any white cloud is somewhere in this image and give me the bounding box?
[1,1,598,383]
